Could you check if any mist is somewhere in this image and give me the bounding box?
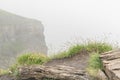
[0,0,120,53]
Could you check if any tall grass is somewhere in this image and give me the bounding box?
[17,53,49,65]
[85,42,113,53]
[87,53,103,76]
[86,42,113,77]
[89,53,103,70]
[0,69,9,75]
[52,41,113,59]
[9,53,49,76]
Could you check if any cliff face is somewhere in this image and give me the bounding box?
[0,9,48,69]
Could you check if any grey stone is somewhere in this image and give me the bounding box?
[100,49,120,80]
[18,65,89,80]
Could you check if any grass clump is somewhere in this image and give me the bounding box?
[53,41,113,59]
[86,42,113,77]
[8,53,49,76]
[67,44,85,57]
[86,42,113,53]
[52,45,85,59]
[0,69,9,75]
[9,63,19,76]
[87,52,110,80]
[89,53,103,70]
[87,53,103,76]
[17,53,49,65]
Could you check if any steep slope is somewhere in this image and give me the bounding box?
[45,51,89,70]
[0,9,48,69]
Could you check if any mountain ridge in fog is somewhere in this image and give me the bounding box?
[0,9,48,69]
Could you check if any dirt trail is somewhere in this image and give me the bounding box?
[44,51,89,70]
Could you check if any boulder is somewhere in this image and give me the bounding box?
[100,49,120,80]
[18,65,89,80]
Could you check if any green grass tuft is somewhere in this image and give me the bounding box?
[52,41,113,59]
[8,53,49,76]
[17,53,49,65]
[0,69,9,75]
[87,53,103,77]
[86,42,113,77]
[85,42,113,53]
[67,44,85,57]
[52,45,85,59]
[9,63,19,76]
[88,53,103,70]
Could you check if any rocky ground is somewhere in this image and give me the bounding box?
[0,51,91,80]
[45,51,89,70]
[17,51,90,80]
[0,50,112,80]
[18,65,88,80]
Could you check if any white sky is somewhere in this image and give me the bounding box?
[0,0,120,53]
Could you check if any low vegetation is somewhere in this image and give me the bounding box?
[86,42,113,77]
[87,53,103,76]
[17,53,49,65]
[0,53,49,76]
[52,41,113,78]
[0,69,9,75]
[0,41,114,79]
[89,53,103,70]
[52,42,113,59]
[9,53,49,75]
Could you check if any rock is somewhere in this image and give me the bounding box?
[100,49,120,80]
[0,9,48,69]
[0,75,14,80]
[18,65,89,80]
[97,70,108,80]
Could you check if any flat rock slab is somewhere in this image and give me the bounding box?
[100,49,120,80]
[18,65,89,80]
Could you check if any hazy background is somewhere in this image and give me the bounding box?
[0,0,120,53]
